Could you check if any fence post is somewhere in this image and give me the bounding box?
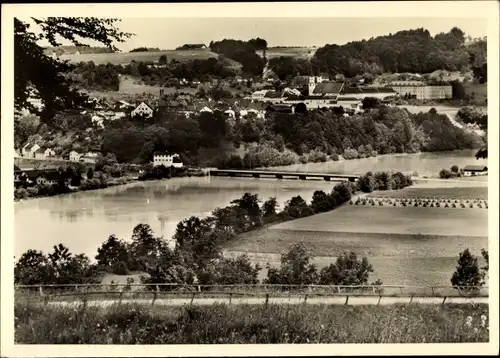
[409,295,413,304]
[442,296,447,306]
[39,286,43,297]
[190,292,195,306]
[229,292,232,304]
[431,286,435,296]
[265,293,269,307]
[345,296,349,305]
[304,294,308,304]
[377,296,382,306]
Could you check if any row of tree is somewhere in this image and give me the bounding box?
[209,39,267,76]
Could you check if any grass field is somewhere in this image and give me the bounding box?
[14,300,489,343]
[58,49,242,68]
[271,205,488,237]
[367,186,488,200]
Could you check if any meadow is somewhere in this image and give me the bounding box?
[366,186,488,200]
[14,300,489,343]
[58,49,241,67]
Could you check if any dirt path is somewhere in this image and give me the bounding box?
[45,296,488,308]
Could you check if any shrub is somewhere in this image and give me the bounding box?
[26,187,39,197]
[450,165,459,173]
[330,153,340,161]
[451,249,485,292]
[343,148,359,160]
[439,169,452,179]
[14,188,29,200]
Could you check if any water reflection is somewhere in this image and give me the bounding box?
[15,151,488,286]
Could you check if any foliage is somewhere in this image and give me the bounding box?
[451,249,485,292]
[282,196,314,219]
[15,17,131,124]
[312,27,471,77]
[14,244,98,285]
[264,242,319,285]
[439,169,452,179]
[94,235,130,273]
[197,255,261,285]
[14,301,490,344]
[210,39,266,76]
[319,252,378,286]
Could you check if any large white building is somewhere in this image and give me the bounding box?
[153,153,184,168]
[389,82,452,100]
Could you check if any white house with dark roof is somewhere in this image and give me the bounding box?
[21,143,40,158]
[69,150,82,162]
[153,153,183,168]
[463,165,488,177]
[131,102,154,118]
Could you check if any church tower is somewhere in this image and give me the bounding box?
[308,76,317,96]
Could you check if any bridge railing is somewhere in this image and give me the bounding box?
[15,284,489,302]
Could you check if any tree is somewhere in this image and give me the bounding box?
[262,197,278,223]
[451,249,484,292]
[129,224,169,271]
[14,249,51,285]
[15,17,132,124]
[95,234,130,273]
[362,97,381,110]
[230,193,262,229]
[311,190,335,213]
[87,167,94,179]
[319,252,376,286]
[158,54,168,65]
[264,242,319,285]
[283,195,314,219]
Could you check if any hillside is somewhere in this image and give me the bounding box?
[57,49,242,68]
[312,28,486,78]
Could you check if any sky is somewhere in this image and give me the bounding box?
[111,17,487,51]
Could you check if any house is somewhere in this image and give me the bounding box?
[79,150,101,164]
[34,147,47,160]
[23,169,59,186]
[389,82,452,100]
[21,143,40,157]
[463,165,488,177]
[131,102,154,118]
[43,148,56,158]
[200,106,213,113]
[69,150,82,162]
[153,153,184,168]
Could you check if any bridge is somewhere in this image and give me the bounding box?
[209,169,359,182]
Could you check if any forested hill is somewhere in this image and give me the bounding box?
[311,27,487,77]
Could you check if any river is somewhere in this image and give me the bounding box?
[14,150,488,285]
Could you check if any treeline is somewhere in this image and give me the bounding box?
[209,39,267,76]
[129,47,162,52]
[268,56,313,81]
[71,57,236,90]
[311,28,486,78]
[99,105,483,167]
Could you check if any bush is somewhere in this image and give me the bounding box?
[439,169,452,179]
[451,249,485,292]
[450,165,460,173]
[343,148,359,160]
[330,153,340,161]
[14,188,29,200]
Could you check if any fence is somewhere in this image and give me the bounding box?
[15,284,489,306]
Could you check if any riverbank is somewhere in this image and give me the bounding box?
[14,168,208,202]
[15,301,489,343]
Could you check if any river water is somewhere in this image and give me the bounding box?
[14,150,488,285]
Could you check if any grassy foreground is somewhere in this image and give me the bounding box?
[15,300,489,343]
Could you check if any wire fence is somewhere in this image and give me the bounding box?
[15,283,489,304]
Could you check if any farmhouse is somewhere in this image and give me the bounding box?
[22,169,60,186]
[21,143,40,158]
[153,153,184,168]
[463,165,488,177]
[131,102,154,118]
